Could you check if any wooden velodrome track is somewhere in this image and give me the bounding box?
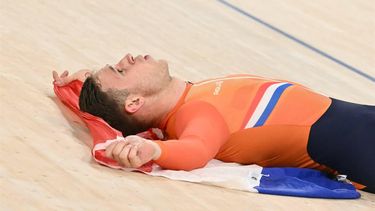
[1,0,374,210]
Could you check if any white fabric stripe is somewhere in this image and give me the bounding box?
[245,82,288,129]
[193,75,281,87]
[147,159,262,192]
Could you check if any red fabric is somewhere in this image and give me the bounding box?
[53,80,156,172]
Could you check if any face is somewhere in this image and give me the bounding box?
[94,53,171,96]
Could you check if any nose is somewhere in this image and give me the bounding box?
[115,53,134,69]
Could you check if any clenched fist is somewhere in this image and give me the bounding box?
[105,135,161,168]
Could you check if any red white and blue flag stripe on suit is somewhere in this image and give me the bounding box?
[243,82,292,128]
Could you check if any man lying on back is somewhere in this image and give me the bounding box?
[53,53,375,193]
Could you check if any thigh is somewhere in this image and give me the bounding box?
[307,98,375,190]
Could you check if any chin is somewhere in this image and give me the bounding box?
[159,61,170,75]
[159,59,168,68]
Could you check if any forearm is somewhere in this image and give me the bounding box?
[153,136,213,171]
[152,101,230,170]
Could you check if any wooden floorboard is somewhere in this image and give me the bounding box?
[1,0,374,210]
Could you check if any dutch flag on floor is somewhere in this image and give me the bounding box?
[147,160,360,199]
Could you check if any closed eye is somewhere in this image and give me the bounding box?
[108,64,125,74]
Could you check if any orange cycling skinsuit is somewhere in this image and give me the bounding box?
[153,74,375,192]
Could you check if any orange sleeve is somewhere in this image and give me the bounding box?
[154,101,230,170]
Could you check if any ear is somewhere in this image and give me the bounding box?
[124,95,145,114]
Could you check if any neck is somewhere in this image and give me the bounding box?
[141,77,187,127]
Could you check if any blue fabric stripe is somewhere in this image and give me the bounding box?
[254,83,292,127]
[255,167,360,199]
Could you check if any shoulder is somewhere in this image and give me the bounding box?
[174,100,228,134]
[176,100,220,119]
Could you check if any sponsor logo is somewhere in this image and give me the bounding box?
[213,81,223,95]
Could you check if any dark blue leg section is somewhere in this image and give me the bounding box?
[308,98,375,193]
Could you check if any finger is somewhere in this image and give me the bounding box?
[125,135,144,145]
[112,141,127,162]
[124,135,137,143]
[128,145,142,168]
[105,141,121,159]
[52,71,59,81]
[118,144,133,167]
[60,70,69,78]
